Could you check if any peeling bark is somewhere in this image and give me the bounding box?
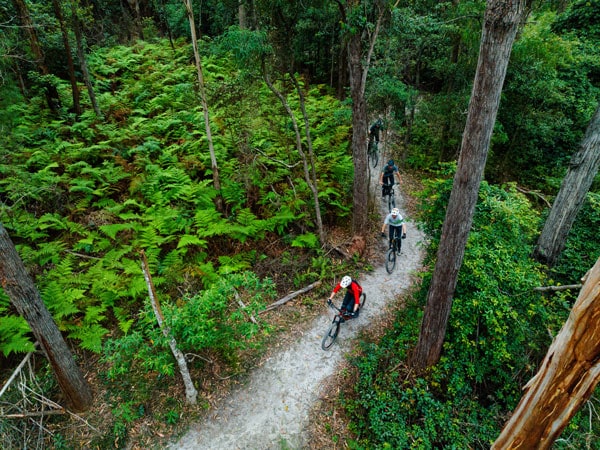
[493,257,600,449]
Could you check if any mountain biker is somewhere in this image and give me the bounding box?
[381,207,406,251]
[379,159,401,197]
[328,275,363,318]
[369,118,384,145]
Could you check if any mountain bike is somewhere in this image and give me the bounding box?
[321,293,367,350]
[385,232,402,274]
[382,183,396,212]
[368,138,379,168]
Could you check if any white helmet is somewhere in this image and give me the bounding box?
[340,276,352,288]
[391,208,399,216]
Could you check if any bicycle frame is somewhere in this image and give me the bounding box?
[326,299,353,321]
[321,295,366,350]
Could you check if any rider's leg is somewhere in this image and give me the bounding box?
[341,292,353,314]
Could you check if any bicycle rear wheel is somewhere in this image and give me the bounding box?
[368,142,379,168]
[359,293,366,309]
[385,248,396,273]
[321,319,341,350]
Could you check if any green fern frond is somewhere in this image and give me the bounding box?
[265,206,297,234]
[291,233,319,249]
[67,324,108,353]
[98,222,137,240]
[194,209,228,237]
[113,307,135,334]
[35,241,67,265]
[177,234,207,249]
[69,178,96,195]
[217,254,252,274]
[42,281,82,320]
[37,213,69,231]
[0,315,35,356]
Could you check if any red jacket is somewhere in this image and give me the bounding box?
[332,279,363,307]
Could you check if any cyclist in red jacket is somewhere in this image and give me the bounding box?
[328,275,363,317]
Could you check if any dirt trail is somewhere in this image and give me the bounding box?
[168,149,426,450]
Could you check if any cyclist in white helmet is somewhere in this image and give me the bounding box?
[328,275,363,317]
[381,207,406,250]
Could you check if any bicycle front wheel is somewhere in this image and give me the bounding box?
[385,248,396,273]
[321,319,341,350]
[359,293,366,310]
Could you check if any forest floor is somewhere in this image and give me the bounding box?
[167,147,427,450]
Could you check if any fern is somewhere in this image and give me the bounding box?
[41,281,82,320]
[67,324,108,353]
[0,315,35,356]
[177,234,207,249]
[98,222,138,240]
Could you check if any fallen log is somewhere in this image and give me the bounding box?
[260,281,322,313]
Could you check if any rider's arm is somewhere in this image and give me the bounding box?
[352,284,361,311]
[381,216,388,233]
[329,283,341,299]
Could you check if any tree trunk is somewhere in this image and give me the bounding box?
[338,0,386,237]
[182,0,223,213]
[72,3,102,118]
[12,0,61,113]
[347,28,369,236]
[411,0,526,371]
[0,224,93,412]
[52,0,81,116]
[533,103,600,266]
[492,257,600,449]
[291,73,327,246]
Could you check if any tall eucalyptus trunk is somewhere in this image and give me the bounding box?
[533,103,600,266]
[411,0,527,371]
[337,0,386,237]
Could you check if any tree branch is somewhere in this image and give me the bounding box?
[260,281,322,313]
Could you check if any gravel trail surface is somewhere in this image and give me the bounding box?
[169,152,425,450]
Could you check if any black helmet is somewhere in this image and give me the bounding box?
[387,159,394,166]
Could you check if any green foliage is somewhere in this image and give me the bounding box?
[491,11,600,187]
[346,177,572,448]
[165,272,275,357]
[551,192,600,288]
[101,272,274,411]
[0,37,351,359]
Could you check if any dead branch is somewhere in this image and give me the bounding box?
[260,281,322,313]
[0,342,38,399]
[534,284,582,292]
[516,186,551,208]
[234,290,258,324]
[140,250,198,405]
[0,410,66,419]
